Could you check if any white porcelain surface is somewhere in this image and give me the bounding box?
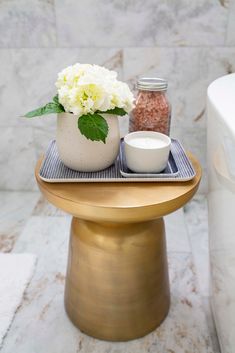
[56,113,120,171]
[207,73,235,353]
[124,131,171,173]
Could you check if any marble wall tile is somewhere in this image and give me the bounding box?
[0,127,37,191]
[0,0,56,48]
[226,0,235,45]
[1,216,215,352]
[55,0,228,47]
[0,48,123,127]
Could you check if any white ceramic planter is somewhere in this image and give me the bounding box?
[56,112,120,172]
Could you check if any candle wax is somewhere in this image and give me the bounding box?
[128,137,167,149]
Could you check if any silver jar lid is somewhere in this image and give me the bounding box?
[137,77,168,91]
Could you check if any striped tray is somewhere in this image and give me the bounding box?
[39,139,196,183]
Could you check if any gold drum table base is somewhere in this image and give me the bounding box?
[36,153,201,342]
[64,217,170,341]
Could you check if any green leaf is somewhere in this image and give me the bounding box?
[24,98,65,118]
[98,107,127,116]
[53,94,59,104]
[53,94,65,111]
[78,113,109,143]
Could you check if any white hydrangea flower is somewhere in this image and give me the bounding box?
[55,63,134,117]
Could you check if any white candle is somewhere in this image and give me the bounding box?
[124,131,171,173]
[128,137,167,149]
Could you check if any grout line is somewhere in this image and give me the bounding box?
[201,296,221,353]
[0,45,235,50]
[0,190,39,193]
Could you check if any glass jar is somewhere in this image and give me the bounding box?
[129,78,171,135]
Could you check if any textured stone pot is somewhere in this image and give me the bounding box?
[56,112,120,172]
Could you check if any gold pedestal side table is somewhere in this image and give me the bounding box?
[35,153,201,342]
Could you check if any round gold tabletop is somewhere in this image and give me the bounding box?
[35,153,201,223]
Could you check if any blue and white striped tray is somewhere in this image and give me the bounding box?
[39,139,196,183]
[119,141,179,178]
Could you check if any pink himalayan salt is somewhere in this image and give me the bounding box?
[129,90,171,135]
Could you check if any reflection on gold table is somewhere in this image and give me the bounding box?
[35,153,201,341]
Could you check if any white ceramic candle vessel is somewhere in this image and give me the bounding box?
[124,131,171,173]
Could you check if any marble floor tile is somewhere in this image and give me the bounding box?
[0,0,56,48]
[32,197,191,253]
[202,297,221,353]
[32,195,66,217]
[184,195,210,297]
[55,0,228,47]
[0,191,39,252]
[165,209,191,253]
[32,198,192,250]
[172,124,208,193]
[1,215,215,352]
